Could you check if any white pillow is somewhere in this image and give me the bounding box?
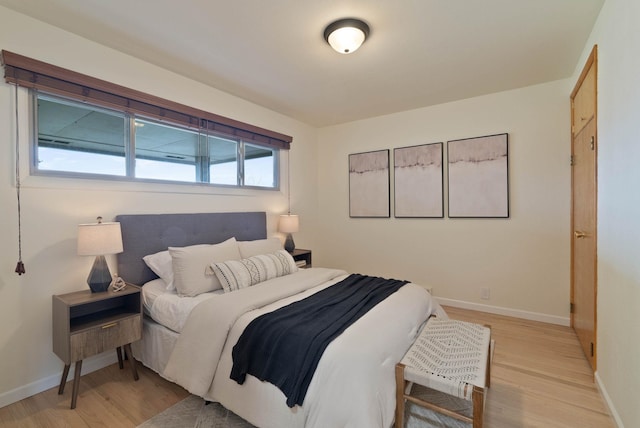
[170,237,241,297]
[143,249,174,289]
[238,237,283,258]
[211,250,298,293]
[143,244,211,291]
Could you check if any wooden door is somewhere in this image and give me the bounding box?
[570,45,597,371]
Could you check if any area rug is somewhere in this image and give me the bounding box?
[138,384,471,428]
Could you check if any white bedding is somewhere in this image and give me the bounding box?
[141,279,166,313]
[142,278,223,333]
[131,316,179,377]
[162,267,445,428]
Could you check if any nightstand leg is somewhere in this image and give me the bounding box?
[70,360,82,409]
[58,364,70,395]
[116,346,124,369]
[123,343,139,381]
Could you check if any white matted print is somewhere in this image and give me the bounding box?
[447,133,509,218]
[349,150,390,218]
[394,143,444,218]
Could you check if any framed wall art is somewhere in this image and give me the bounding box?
[394,143,444,218]
[447,133,509,218]
[349,149,390,218]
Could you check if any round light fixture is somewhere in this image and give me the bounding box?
[323,18,370,54]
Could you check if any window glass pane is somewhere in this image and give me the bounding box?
[209,135,238,185]
[244,143,275,188]
[37,96,126,176]
[134,119,199,182]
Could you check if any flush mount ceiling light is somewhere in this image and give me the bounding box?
[324,18,370,54]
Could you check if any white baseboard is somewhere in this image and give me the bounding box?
[595,371,625,428]
[0,352,118,409]
[435,297,570,326]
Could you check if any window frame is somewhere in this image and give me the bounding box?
[31,91,280,189]
[2,49,290,191]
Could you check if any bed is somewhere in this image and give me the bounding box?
[116,212,445,428]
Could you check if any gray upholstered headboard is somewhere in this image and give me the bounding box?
[116,212,267,285]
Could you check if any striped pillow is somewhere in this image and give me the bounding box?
[211,250,298,293]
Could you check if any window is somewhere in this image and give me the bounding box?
[244,143,276,188]
[209,136,238,185]
[133,118,199,182]
[37,96,127,176]
[2,50,291,190]
[34,93,279,188]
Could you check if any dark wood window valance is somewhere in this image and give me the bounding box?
[1,50,292,150]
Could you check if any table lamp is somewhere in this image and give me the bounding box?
[77,216,123,292]
[278,214,299,252]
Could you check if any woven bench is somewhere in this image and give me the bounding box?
[395,318,492,428]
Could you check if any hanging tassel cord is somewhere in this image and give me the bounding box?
[13,84,25,275]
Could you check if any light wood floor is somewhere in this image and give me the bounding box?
[444,307,613,428]
[0,307,614,427]
[0,362,189,428]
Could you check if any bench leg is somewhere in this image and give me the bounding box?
[395,364,406,428]
[486,347,492,389]
[472,386,484,428]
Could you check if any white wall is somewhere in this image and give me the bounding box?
[0,6,319,407]
[573,0,640,426]
[316,79,573,322]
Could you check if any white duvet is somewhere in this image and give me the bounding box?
[143,278,223,333]
[163,268,445,428]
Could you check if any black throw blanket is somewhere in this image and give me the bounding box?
[230,274,408,407]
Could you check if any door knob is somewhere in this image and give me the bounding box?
[574,231,587,239]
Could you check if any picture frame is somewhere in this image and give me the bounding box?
[349,149,390,218]
[447,133,509,218]
[394,143,444,218]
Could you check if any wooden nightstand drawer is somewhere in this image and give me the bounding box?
[70,314,141,361]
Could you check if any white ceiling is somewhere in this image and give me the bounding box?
[0,0,603,127]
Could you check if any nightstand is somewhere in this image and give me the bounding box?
[290,248,312,268]
[52,284,142,409]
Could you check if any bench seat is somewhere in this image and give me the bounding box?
[395,318,492,428]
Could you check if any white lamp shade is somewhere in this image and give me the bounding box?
[77,222,123,256]
[327,26,367,54]
[278,215,300,233]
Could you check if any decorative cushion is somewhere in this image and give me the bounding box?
[211,250,298,293]
[238,237,283,259]
[170,237,241,297]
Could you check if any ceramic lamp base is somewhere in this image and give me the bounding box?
[284,233,296,252]
[87,255,112,293]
